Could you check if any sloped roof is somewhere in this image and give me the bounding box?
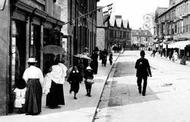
[108,15,130,29]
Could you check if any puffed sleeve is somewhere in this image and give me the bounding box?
[22,69,28,82]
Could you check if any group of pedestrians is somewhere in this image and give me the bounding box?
[99,49,113,67]
[14,57,68,115]
[13,46,117,116]
[13,48,153,116]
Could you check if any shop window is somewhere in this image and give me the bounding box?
[11,20,26,87]
[31,24,41,67]
[10,20,26,113]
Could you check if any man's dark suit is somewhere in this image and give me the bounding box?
[135,56,152,96]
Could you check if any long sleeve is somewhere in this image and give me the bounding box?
[43,74,52,94]
[22,66,44,86]
[38,69,44,86]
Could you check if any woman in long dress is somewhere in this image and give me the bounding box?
[43,60,67,108]
[22,58,44,115]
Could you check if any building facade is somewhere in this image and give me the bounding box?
[65,0,99,65]
[131,29,153,49]
[154,0,190,58]
[97,13,131,51]
[0,0,64,115]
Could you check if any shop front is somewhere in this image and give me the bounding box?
[8,1,64,113]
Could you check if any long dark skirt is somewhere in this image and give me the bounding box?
[46,81,65,108]
[25,79,42,115]
[91,61,98,74]
[70,82,80,93]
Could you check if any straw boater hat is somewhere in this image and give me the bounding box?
[27,58,37,63]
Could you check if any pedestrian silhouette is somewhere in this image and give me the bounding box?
[135,50,152,96]
[109,52,113,65]
[22,58,44,115]
[67,66,83,99]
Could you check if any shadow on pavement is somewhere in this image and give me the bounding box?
[108,81,160,107]
[113,62,136,77]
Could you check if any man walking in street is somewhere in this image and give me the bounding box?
[135,50,152,96]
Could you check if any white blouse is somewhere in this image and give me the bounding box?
[22,66,44,86]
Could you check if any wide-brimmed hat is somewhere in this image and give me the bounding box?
[27,58,37,63]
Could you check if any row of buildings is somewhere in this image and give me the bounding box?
[154,0,190,58]
[0,0,99,115]
[96,12,131,51]
[96,10,153,51]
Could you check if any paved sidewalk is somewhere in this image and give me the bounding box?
[0,53,119,122]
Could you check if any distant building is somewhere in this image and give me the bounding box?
[96,11,131,51]
[131,29,153,49]
[154,0,190,58]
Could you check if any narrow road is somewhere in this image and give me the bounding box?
[95,50,190,122]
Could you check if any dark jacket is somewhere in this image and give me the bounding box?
[135,58,151,77]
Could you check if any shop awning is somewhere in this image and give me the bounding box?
[168,40,190,49]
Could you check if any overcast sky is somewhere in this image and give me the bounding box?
[98,0,169,30]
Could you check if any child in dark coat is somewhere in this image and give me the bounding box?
[67,66,83,99]
[84,66,94,97]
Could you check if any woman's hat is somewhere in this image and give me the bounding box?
[27,58,37,63]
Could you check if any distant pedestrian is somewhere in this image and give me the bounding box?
[169,51,173,60]
[150,50,156,57]
[84,66,94,97]
[22,58,44,115]
[135,50,152,96]
[102,49,108,67]
[67,66,83,99]
[90,49,99,74]
[180,55,187,65]
[109,52,113,65]
[172,50,178,62]
[99,50,103,61]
